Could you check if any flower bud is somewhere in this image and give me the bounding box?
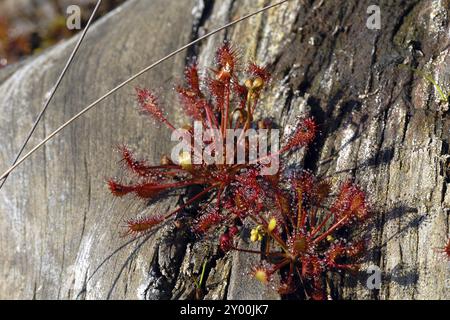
[219,233,232,252]
[252,77,264,89]
[268,218,277,232]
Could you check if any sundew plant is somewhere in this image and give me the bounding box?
[107,42,371,299]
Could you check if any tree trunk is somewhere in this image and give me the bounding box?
[0,0,448,300]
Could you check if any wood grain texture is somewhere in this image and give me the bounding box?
[0,0,449,300]
[0,0,196,299]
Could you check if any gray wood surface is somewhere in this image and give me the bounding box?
[0,0,449,299]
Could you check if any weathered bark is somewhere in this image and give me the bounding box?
[0,0,449,300]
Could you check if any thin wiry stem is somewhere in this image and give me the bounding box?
[0,0,103,190]
[0,0,291,184]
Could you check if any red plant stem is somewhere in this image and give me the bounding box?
[300,206,308,230]
[265,240,271,255]
[117,179,205,196]
[156,179,206,190]
[310,206,318,229]
[218,82,230,164]
[163,119,177,131]
[184,127,206,164]
[205,105,217,129]
[163,184,218,219]
[236,90,254,146]
[272,259,290,272]
[295,266,310,300]
[215,186,223,210]
[269,232,289,252]
[222,82,231,137]
[288,261,294,283]
[231,246,264,255]
[203,110,220,159]
[296,187,303,232]
[313,214,350,244]
[309,210,334,238]
[138,166,191,177]
[203,100,219,129]
[250,96,258,115]
[145,165,183,170]
[154,170,191,177]
[274,192,291,233]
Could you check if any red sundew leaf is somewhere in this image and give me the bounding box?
[235,168,260,188]
[310,278,327,300]
[208,77,225,112]
[108,180,174,199]
[345,241,366,260]
[233,79,248,97]
[225,185,264,218]
[118,145,152,177]
[294,172,333,208]
[133,183,176,199]
[287,233,310,256]
[314,179,332,203]
[294,170,315,196]
[232,80,248,109]
[229,171,266,217]
[251,262,275,284]
[247,62,271,83]
[108,179,133,197]
[326,243,347,264]
[176,86,203,120]
[216,42,240,76]
[349,189,368,219]
[126,215,165,235]
[283,117,317,152]
[192,210,224,234]
[301,255,323,279]
[184,63,201,94]
[135,87,174,129]
[325,241,365,268]
[331,181,368,220]
[275,191,291,217]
